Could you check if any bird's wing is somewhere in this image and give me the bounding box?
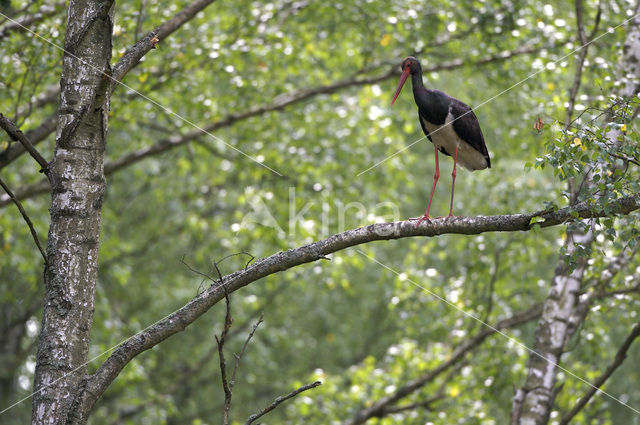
[418,111,451,157]
[450,100,491,167]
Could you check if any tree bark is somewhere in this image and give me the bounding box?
[31,1,114,424]
[511,229,593,425]
[68,193,640,417]
[512,4,640,424]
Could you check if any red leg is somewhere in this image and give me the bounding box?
[416,146,440,225]
[447,146,459,218]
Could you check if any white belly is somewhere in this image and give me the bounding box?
[422,113,488,171]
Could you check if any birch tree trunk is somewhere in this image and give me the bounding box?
[511,4,640,424]
[31,1,113,424]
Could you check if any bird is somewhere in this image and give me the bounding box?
[391,56,490,223]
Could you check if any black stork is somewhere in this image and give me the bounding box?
[391,56,490,222]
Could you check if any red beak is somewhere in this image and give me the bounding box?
[391,68,410,105]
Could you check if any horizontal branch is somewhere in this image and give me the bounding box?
[0,179,49,208]
[382,394,445,415]
[67,193,640,418]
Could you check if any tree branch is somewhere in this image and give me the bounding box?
[382,393,445,415]
[0,0,216,173]
[0,0,216,171]
[222,311,264,424]
[216,294,233,425]
[104,290,278,425]
[0,178,49,208]
[0,113,57,172]
[109,0,217,95]
[0,175,48,266]
[62,193,640,420]
[354,362,463,420]
[244,381,322,425]
[0,84,60,170]
[0,113,49,172]
[559,322,640,425]
[566,245,638,343]
[597,283,640,298]
[231,312,263,389]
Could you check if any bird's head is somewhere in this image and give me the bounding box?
[391,56,421,105]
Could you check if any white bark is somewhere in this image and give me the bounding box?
[512,3,640,424]
[31,1,113,424]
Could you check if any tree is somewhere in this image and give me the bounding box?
[1,0,639,424]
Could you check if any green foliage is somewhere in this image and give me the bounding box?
[535,97,640,201]
[532,95,640,269]
[1,0,640,424]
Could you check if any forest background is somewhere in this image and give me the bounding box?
[1,0,640,424]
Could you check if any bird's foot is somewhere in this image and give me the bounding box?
[412,214,432,226]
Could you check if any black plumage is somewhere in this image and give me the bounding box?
[391,56,491,220]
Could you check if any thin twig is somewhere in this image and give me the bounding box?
[608,151,640,167]
[0,113,49,172]
[244,381,322,425]
[564,0,601,130]
[587,0,603,40]
[0,175,47,265]
[559,322,640,425]
[230,313,264,389]
[12,48,39,122]
[216,293,234,425]
[211,252,257,285]
[216,251,256,269]
[212,260,223,285]
[564,0,603,208]
[217,297,264,425]
[181,254,216,283]
[133,0,146,41]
